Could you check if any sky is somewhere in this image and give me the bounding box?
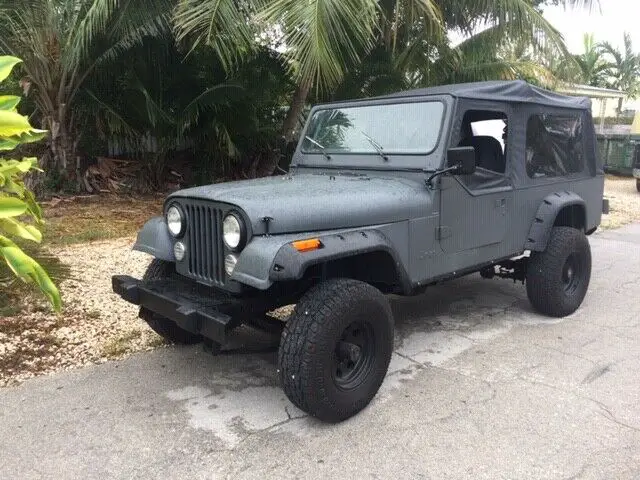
[542,0,640,54]
[542,1,640,109]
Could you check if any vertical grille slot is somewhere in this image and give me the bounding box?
[183,202,223,285]
[216,208,224,281]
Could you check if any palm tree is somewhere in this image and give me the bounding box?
[600,32,640,113]
[0,0,173,187]
[174,0,598,143]
[571,33,610,87]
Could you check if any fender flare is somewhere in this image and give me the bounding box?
[268,229,412,294]
[524,191,586,252]
[132,216,175,261]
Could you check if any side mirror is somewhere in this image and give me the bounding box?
[447,146,476,175]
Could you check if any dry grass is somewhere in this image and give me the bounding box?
[602,175,640,230]
[101,330,166,359]
[42,194,165,245]
[1,194,164,316]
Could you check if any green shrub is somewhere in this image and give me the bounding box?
[0,56,60,311]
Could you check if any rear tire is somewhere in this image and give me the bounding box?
[278,278,394,422]
[526,227,591,317]
[139,259,202,345]
[636,179,640,192]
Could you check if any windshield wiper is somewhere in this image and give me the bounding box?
[361,131,389,161]
[304,136,331,160]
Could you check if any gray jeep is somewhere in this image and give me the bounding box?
[113,80,607,422]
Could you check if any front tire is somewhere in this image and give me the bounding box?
[636,179,640,193]
[278,279,394,422]
[526,227,591,317]
[139,259,202,345]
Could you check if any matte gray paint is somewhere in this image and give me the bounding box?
[524,192,586,251]
[230,222,411,292]
[131,81,605,295]
[168,174,430,236]
[133,217,175,262]
[270,228,412,292]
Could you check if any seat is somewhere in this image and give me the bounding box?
[460,135,505,173]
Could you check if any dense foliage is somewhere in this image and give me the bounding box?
[0,56,60,311]
[0,0,610,192]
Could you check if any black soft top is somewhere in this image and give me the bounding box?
[376,80,591,110]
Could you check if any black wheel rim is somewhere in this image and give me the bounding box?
[562,253,582,295]
[332,321,375,391]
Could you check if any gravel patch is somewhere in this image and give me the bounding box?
[0,238,162,387]
[602,176,640,229]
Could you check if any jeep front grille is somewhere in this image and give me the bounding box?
[184,203,224,285]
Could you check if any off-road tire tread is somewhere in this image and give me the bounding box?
[526,226,591,317]
[278,278,393,422]
[139,259,202,345]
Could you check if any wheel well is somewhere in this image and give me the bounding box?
[301,250,403,294]
[554,204,586,231]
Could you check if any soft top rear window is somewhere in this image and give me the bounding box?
[302,101,444,155]
[526,114,585,178]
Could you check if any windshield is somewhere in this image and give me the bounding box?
[302,101,444,155]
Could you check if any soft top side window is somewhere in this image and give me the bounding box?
[526,114,584,179]
[458,110,507,175]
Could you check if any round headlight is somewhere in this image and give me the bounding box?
[223,213,244,250]
[167,205,184,237]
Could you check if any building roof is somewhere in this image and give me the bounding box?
[375,80,592,110]
[556,83,627,99]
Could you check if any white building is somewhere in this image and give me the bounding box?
[555,84,629,133]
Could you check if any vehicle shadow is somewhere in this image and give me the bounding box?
[211,274,529,362]
[121,275,534,447]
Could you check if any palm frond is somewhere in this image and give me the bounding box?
[174,0,257,70]
[258,0,379,90]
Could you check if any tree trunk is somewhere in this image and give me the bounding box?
[281,80,312,142]
[45,111,82,191]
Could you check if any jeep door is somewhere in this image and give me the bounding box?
[438,106,515,255]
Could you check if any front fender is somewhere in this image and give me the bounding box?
[133,216,175,261]
[230,225,411,293]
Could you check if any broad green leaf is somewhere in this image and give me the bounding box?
[0,196,27,217]
[0,158,37,175]
[0,110,34,137]
[18,130,48,144]
[0,131,48,151]
[0,137,20,151]
[24,189,43,222]
[0,217,42,242]
[0,56,22,83]
[18,157,38,171]
[2,177,26,197]
[0,237,61,312]
[0,95,21,111]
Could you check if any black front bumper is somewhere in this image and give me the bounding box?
[112,275,245,343]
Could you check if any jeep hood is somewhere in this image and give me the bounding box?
[169,173,430,235]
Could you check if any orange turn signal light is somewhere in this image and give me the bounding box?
[292,238,322,252]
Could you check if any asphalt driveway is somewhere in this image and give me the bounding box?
[1,224,639,480]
